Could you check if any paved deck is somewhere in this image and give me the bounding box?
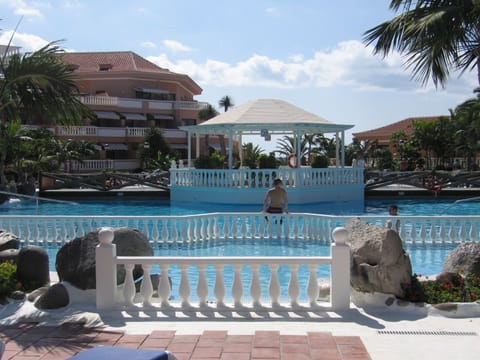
[0,323,370,360]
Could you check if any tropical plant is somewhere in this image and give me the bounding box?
[242,142,264,169]
[258,153,278,169]
[198,104,219,155]
[193,152,224,169]
[363,0,480,87]
[311,154,330,168]
[0,262,18,297]
[0,41,91,189]
[275,135,309,163]
[218,95,234,112]
[140,127,176,170]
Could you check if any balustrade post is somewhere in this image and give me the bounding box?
[95,227,117,309]
[330,227,350,310]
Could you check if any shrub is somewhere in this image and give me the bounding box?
[311,154,329,168]
[194,153,225,169]
[258,154,278,169]
[401,270,480,304]
[0,262,19,297]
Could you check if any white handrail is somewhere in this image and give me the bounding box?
[1,213,479,244]
[95,226,351,311]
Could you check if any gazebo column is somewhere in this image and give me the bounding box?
[341,130,345,167]
[195,133,200,164]
[238,132,243,166]
[187,130,192,168]
[335,132,340,168]
[228,129,233,169]
[296,129,302,168]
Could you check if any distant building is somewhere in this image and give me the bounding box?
[353,116,441,154]
[26,50,213,172]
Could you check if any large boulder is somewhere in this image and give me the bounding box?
[17,245,50,291]
[442,242,480,276]
[0,230,19,251]
[56,227,153,290]
[345,218,412,298]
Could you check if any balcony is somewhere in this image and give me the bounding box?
[79,95,209,111]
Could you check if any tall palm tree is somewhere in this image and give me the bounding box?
[218,96,234,155]
[198,104,219,155]
[363,0,480,87]
[218,95,234,112]
[0,41,91,189]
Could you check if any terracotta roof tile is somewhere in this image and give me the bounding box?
[353,116,443,139]
[62,51,170,73]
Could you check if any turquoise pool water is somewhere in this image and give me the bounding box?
[2,197,477,300]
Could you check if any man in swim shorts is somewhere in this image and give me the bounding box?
[263,178,289,214]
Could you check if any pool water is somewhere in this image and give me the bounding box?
[3,197,477,300]
[3,197,480,216]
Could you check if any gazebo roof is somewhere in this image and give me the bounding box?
[180,99,354,134]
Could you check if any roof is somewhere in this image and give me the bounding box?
[62,51,169,73]
[353,116,443,140]
[61,51,203,94]
[181,99,353,134]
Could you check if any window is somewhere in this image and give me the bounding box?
[183,119,196,126]
[99,64,112,71]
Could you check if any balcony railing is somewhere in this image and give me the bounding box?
[79,95,209,111]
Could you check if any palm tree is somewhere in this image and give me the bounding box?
[363,0,480,87]
[219,95,234,112]
[0,41,91,189]
[198,104,219,155]
[218,96,234,155]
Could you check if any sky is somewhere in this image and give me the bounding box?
[0,0,478,153]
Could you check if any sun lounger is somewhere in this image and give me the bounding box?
[68,346,176,360]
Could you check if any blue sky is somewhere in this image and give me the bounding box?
[1,0,477,152]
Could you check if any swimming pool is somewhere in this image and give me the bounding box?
[2,197,476,292]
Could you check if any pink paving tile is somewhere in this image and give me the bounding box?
[280,342,310,354]
[222,342,252,353]
[280,334,308,344]
[191,345,223,358]
[197,337,225,347]
[140,337,172,348]
[251,346,280,359]
[167,341,197,353]
[310,349,342,360]
[225,335,253,343]
[202,330,228,339]
[221,353,251,360]
[170,335,200,343]
[149,330,177,338]
[116,334,148,344]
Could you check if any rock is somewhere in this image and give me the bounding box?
[442,242,480,276]
[345,218,412,298]
[0,230,19,252]
[17,246,50,291]
[9,290,26,301]
[56,227,153,290]
[0,248,19,264]
[34,283,69,309]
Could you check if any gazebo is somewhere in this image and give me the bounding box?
[180,98,353,169]
[170,99,363,206]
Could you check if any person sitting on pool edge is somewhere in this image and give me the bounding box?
[263,178,289,220]
[386,204,400,232]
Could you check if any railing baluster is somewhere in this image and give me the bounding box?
[307,264,319,306]
[140,264,153,306]
[250,264,262,308]
[197,264,208,308]
[288,264,300,308]
[123,263,135,306]
[269,264,281,308]
[179,264,191,308]
[231,264,243,308]
[214,264,226,307]
[158,263,171,307]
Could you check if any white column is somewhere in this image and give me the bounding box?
[95,227,117,310]
[335,132,340,168]
[330,227,350,310]
[187,130,192,168]
[228,128,233,169]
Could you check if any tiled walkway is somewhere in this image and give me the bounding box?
[0,323,372,360]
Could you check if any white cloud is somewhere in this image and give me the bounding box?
[141,41,157,49]
[0,0,44,19]
[0,30,48,52]
[148,40,475,95]
[162,40,194,53]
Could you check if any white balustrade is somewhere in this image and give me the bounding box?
[1,213,480,245]
[170,168,364,188]
[95,226,351,312]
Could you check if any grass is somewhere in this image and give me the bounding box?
[402,269,480,304]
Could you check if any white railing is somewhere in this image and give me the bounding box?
[171,167,364,188]
[1,213,479,245]
[79,95,209,111]
[95,226,351,311]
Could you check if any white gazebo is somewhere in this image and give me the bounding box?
[180,98,353,169]
[170,99,364,206]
